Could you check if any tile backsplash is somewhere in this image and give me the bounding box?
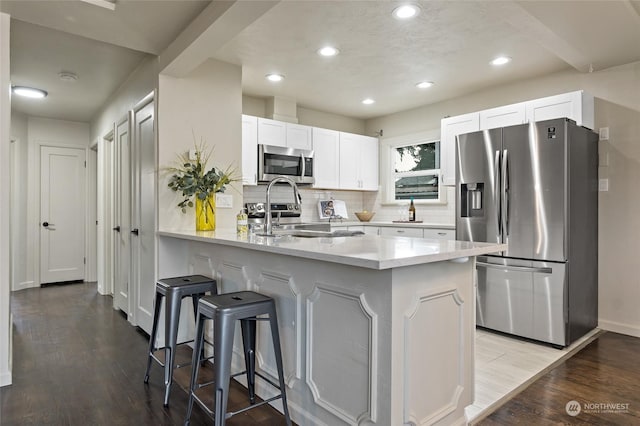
[243,185,455,225]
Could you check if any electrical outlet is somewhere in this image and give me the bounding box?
[188,149,197,161]
[599,127,609,141]
[598,179,609,192]
[215,193,233,208]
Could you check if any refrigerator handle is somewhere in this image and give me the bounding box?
[502,149,509,238]
[477,261,552,274]
[494,150,501,240]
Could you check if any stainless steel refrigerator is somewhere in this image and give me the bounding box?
[455,118,598,347]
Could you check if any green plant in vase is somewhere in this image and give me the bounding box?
[167,141,237,231]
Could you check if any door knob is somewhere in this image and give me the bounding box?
[42,222,53,227]
[131,228,139,236]
[113,226,121,232]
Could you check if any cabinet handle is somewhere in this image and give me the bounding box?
[437,232,446,236]
[397,229,405,233]
[131,228,139,236]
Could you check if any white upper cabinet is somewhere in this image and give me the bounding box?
[479,102,526,130]
[257,117,313,150]
[525,90,594,130]
[257,117,286,147]
[241,115,258,186]
[441,91,594,186]
[286,123,313,150]
[339,132,379,191]
[312,127,340,189]
[440,112,480,186]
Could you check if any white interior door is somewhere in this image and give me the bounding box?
[132,94,155,333]
[114,115,131,316]
[40,146,86,284]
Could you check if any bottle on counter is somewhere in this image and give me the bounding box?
[408,197,416,222]
[237,208,248,235]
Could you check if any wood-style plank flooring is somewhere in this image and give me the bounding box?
[476,332,640,425]
[0,282,289,425]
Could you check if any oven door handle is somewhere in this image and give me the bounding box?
[476,261,552,274]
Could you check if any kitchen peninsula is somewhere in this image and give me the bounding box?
[158,230,505,425]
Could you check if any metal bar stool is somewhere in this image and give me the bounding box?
[185,291,292,426]
[144,275,217,406]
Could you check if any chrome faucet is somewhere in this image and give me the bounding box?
[265,176,302,235]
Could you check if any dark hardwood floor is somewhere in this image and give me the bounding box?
[476,332,640,425]
[0,282,289,425]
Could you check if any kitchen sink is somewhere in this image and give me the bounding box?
[273,229,364,238]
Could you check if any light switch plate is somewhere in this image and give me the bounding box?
[598,178,609,192]
[599,127,609,141]
[216,193,233,208]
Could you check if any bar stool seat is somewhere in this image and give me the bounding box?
[143,274,217,406]
[185,291,292,426]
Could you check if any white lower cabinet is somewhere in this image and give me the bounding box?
[379,226,424,238]
[423,228,455,240]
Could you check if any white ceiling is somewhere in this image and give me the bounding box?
[4,0,640,123]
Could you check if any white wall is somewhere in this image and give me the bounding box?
[10,112,28,291]
[158,58,243,231]
[365,60,640,337]
[25,118,92,289]
[1,11,13,387]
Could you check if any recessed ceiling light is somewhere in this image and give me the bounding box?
[393,4,420,19]
[318,46,339,57]
[12,86,48,99]
[491,56,512,66]
[362,98,375,105]
[58,71,78,82]
[266,73,284,82]
[416,81,434,89]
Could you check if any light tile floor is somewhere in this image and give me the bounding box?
[466,328,602,423]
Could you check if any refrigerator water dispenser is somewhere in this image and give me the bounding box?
[460,183,484,217]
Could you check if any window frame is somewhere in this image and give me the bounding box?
[380,129,446,205]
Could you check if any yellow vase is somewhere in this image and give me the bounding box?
[195,193,215,231]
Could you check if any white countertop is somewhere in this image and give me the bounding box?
[158,229,505,270]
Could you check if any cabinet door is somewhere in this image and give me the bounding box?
[241,115,258,185]
[441,113,480,186]
[359,135,379,191]
[379,226,424,237]
[363,226,379,236]
[423,228,455,240]
[525,91,594,129]
[479,102,526,130]
[312,127,340,189]
[286,123,313,150]
[257,117,286,147]
[338,132,361,190]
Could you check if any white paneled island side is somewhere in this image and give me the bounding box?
[157,230,505,426]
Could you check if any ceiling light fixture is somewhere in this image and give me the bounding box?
[266,73,284,82]
[393,4,420,19]
[416,81,434,89]
[491,56,512,66]
[318,46,340,57]
[58,71,78,82]
[362,98,375,105]
[12,86,48,99]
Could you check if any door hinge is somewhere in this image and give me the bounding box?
[84,160,87,168]
[84,257,86,265]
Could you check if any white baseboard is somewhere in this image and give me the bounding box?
[0,371,12,387]
[12,280,36,291]
[598,319,640,338]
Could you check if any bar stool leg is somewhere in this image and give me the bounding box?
[144,291,163,383]
[192,295,206,364]
[240,318,257,404]
[214,314,235,426]
[269,311,292,426]
[185,309,206,426]
[163,292,182,406]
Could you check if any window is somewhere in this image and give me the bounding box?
[381,130,444,204]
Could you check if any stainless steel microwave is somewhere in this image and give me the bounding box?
[258,144,314,184]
